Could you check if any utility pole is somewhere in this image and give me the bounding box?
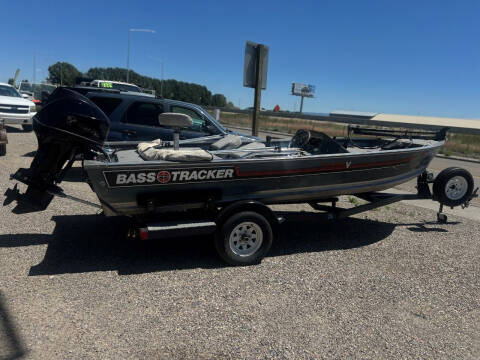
[160,60,164,97]
[127,28,155,83]
[252,44,264,137]
[33,54,36,85]
[148,55,164,97]
[126,30,131,82]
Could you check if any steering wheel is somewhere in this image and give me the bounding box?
[289,129,311,148]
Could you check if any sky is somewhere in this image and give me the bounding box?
[1,0,478,118]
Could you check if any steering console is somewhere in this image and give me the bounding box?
[289,129,311,148]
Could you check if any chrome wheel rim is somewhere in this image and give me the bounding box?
[445,176,468,200]
[229,222,263,257]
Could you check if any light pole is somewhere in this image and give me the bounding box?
[127,28,155,83]
[33,54,36,84]
[160,60,164,97]
[33,54,59,84]
[148,56,164,97]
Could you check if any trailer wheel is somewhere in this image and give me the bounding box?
[22,124,33,132]
[0,144,5,156]
[433,167,474,207]
[215,211,273,266]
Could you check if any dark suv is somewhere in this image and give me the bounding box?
[68,87,230,142]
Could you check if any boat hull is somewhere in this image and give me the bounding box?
[84,142,443,217]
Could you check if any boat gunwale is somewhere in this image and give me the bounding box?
[84,139,445,170]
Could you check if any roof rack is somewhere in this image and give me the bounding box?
[68,86,121,95]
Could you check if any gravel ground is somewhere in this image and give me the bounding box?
[1,127,479,359]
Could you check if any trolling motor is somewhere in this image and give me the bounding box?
[3,87,110,212]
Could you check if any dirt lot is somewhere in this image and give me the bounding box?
[1,126,479,359]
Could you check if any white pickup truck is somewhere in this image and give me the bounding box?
[0,82,37,131]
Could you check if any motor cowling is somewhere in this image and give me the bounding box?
[5,87,110,211]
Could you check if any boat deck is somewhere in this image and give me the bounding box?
[105,137,438,167]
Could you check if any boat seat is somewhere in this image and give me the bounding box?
[137,141,213,162]
[226,142,266,158]
[238,142,265,150]
[304,131,349,154]
[158,112,193,128]
[210,134,243,150]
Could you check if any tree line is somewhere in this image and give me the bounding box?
[45,62,233,108]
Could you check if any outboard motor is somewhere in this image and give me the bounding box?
[4,87,109,212]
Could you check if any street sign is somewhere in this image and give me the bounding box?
[243,41,269,89]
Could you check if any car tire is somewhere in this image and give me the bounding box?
[22,124,33,132]
[215,211,273,266]
[433,167,474,207]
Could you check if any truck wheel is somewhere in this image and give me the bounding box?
[22,124,33,132]
[433,167,474,207]
[215,211,273,266]
[0,144,5,156]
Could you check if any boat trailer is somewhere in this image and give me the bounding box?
[309,170,477,224]
[129,169,478,248]
[5,167,477,266]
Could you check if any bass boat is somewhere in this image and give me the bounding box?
[5,88,477,265]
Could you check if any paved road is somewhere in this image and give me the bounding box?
[427,156,480,184]
[430,157,480,178]
[1,127,479,359]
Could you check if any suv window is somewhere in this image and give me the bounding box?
[90,97,122,116]
[124,102,164,126]
[170,105,214,133]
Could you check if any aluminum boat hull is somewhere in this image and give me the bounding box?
[84,142,442,217]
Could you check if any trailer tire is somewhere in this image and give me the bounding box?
[215,211,273,266]
[22,124,33,132]
[433,167,474,207]
[0,144,5,156]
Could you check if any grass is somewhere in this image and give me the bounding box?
[348,196,360,206]
[441,133,480,159]
[216,111,347,137]
[212,111,480,159]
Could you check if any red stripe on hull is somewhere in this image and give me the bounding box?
[235,156,414,177]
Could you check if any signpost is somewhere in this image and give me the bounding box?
[291,83,315,113]
[244,41,269,136]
